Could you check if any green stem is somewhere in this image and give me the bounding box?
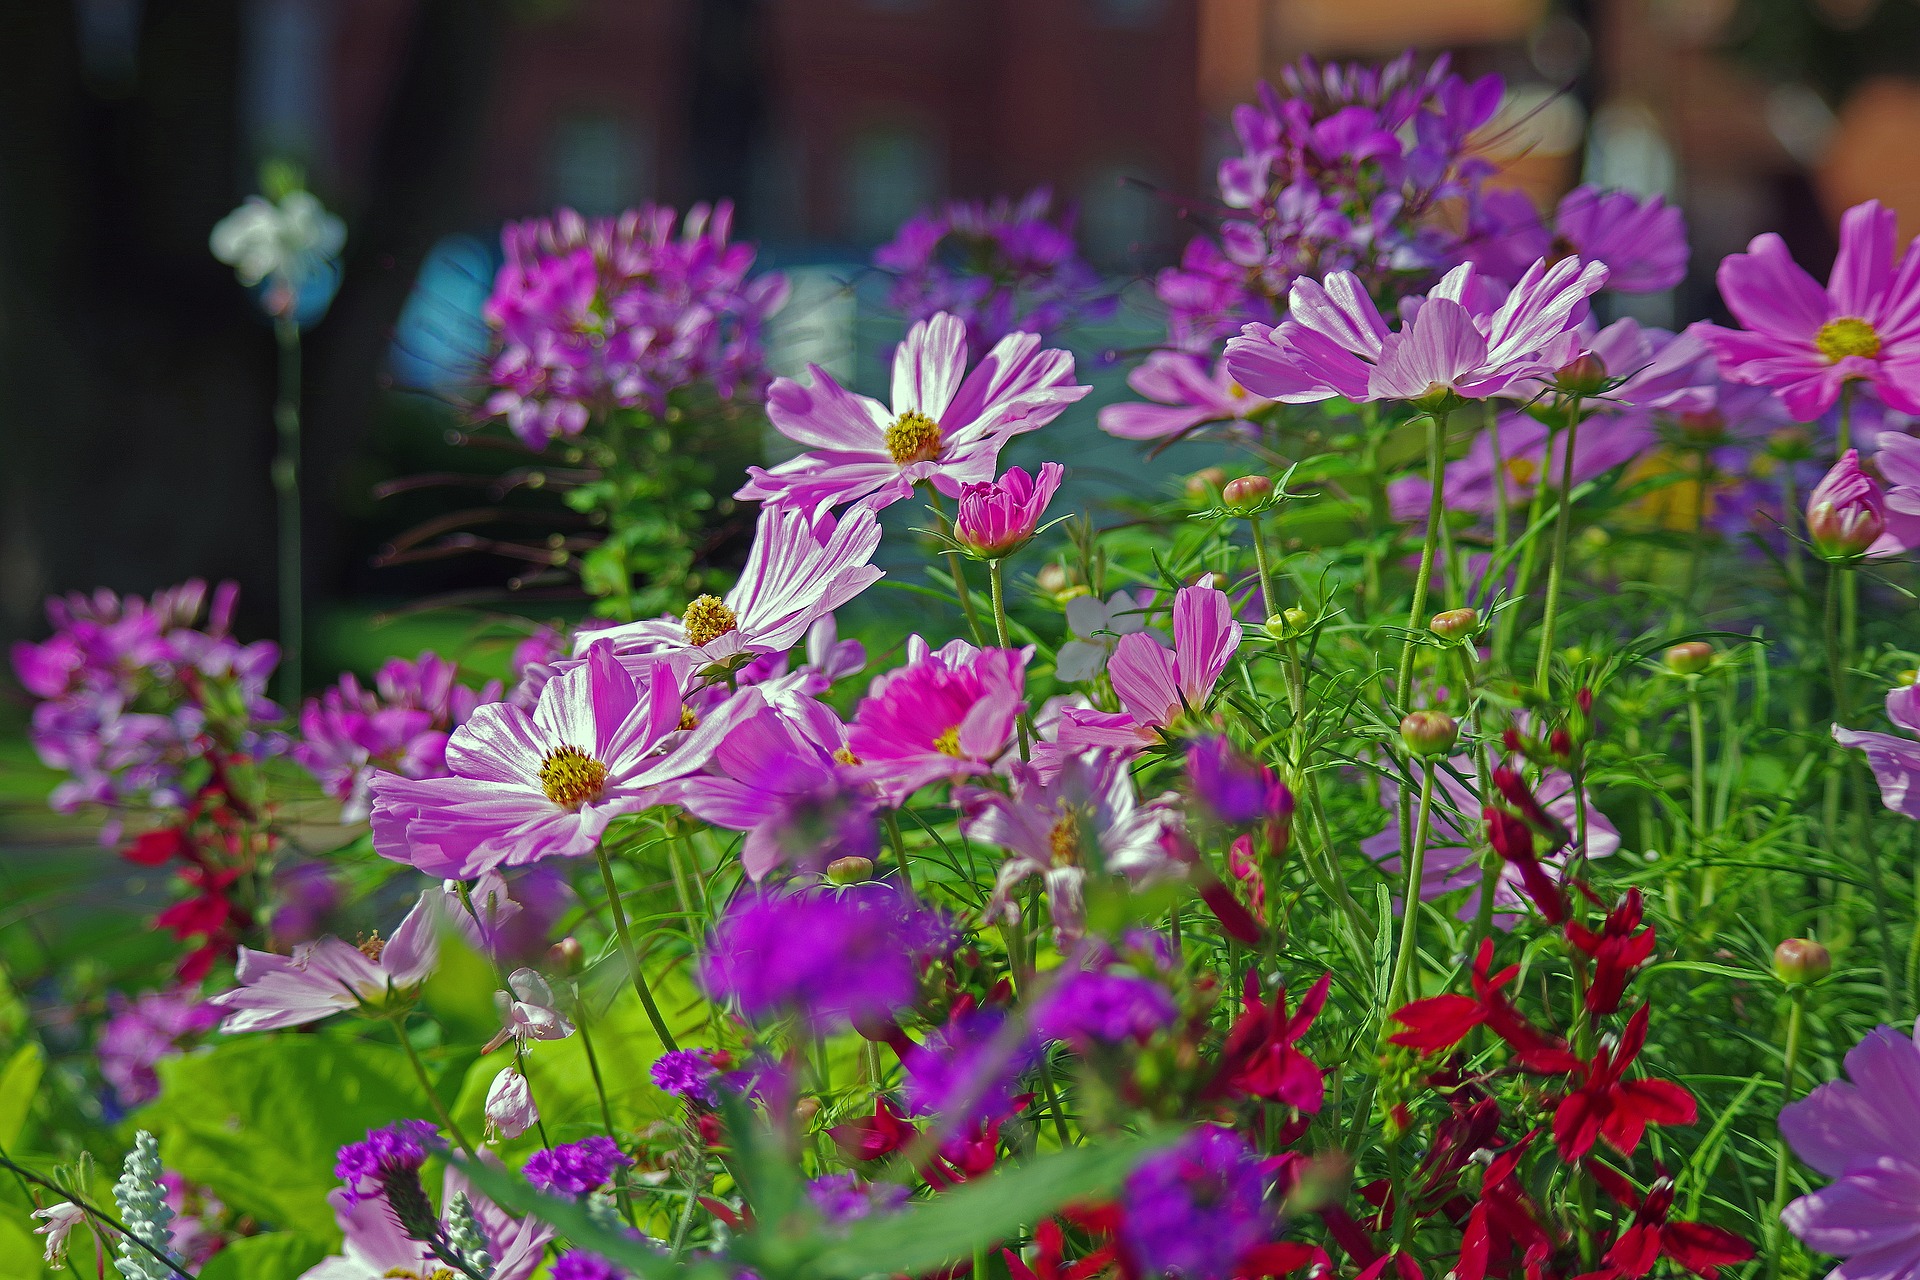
[1534,405,1581,695]
[272,316,303,705]
[927,489,988,646]
[1688,680,1710,899]
[1769,988,1808,1278]
[595,845,679,1051]
[988,559,1031,761]
[576,1015,638,1225]
[1385,759,1437,1013]
[1395,411,1450,708]
[0,1148,197,1280]
[398,1019,478,1158]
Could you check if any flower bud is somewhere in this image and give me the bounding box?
[1429,607,1478,641]
[825,855,875,884]
[1556,352,1609,396]
[1185,467,1228,502]
[547,936,584,975]
[485,1066,538,1140]
[954,463,1064,559]
[1221,474,1273,512]
[1400,710,1459,758]
[1806,450,1888,561]
[1266,608,1311,641]
[1036,563,1071,595]
[793,1096,822,1128]
[1773,938,1832,985]
[1663,641,1714,676]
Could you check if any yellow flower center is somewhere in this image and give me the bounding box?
[1049,812,1084,868]
[885,411,942,465]
[833,746,861,766]
[1226,380,1248,400]
[933,727,964,758]
[683,594,739,648]
[384,1270,455,1280]
[357,932,385,962]
[539,745,608,808]
[1816,316,1881,363]
[679,706,699,730]
[1507,457,1538,487]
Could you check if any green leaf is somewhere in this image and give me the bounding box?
[457,1157,727,1280]
[0,1043,45,1150]
[144,1034,437,1237]
[807,1129,1175,1280]
[195,1233,332,1280]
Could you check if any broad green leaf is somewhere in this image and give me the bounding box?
[0,1042,45,1150]
[807,1129,1175,1279]
[144,1034,438,1237]
[196,1232,332,1280]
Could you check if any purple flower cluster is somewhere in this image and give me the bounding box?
[523,1136,630,1197]
[1121,1127,1274,1280]
[10,580,279,830]
[1185,737,1292,829]
[482,201,789,449]
[1035,968,1178,1051]
[1157,53,1502,351]
[334,1120,443,1208]
[552,1252,629,1280]
[97,986,220,1107]
[292,652,501,822]
[805,1173,910,1225]
[700,885,935,1032]
[902,1006,1036,1127]
[650,1049,722,1106]
[874,188,1114,359]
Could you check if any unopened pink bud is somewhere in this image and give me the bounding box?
[1400,710,1459,758]
[1221,474,1273,512]
[1806,450,1887,560]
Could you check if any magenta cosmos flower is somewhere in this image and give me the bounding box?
[737,311,1089,517]
[1836,682,1920,820]
[1097,351,1273,442]
[210,886,444,1032]
[1807,450,1891,560]
[1706,200,1920,422]
[1876,432,1920,552]
[953,462,1064,558]
[1780,1020,1920,1280]
[960,749,1184,937]
[368,642,749,877]
[581,504,883,672]
[1056,584,1242,749]
[1225,256,1609,406]
[1466,185,1689,294]
[846,637,1029,802]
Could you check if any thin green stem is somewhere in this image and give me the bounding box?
[0,1149,197,1280]
[272,316,303,705]
[1534,405,1582,695]
[1386,759,1437,1014]
[595,845,679,1051]
[1395,411,1450,708]
[988,559,1031,760]
[576,1015,638,1225]
[1769,988,1808,1278]
[398,1019,478,1158]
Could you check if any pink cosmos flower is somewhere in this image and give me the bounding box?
[1361,757,1619,926]
[1705,199,1920,421]
[1056,584,1242,749]
[1465,186,1689,294]
[737,312,1089,517]
[1224,256,1609,405]
[581,504,883,673]
[846,637,1029,802]
[960,749,1184,938]
[1807,450,1891,559]
[303,1167,551,1280]
[953,463,1064,558]
[1097,352,1273,442]
[210,886,444,1032]
[1835,683,1920,820]
[368,642,753,878]
[1878,432,1920,552]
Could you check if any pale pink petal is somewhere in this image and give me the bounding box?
[894,312,971,421]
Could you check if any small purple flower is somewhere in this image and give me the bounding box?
[552,1251,631,1280]
[902,1006,1036,1128]
[334,1120,444,1208]
[97,986,220,1106]
[1185,737,1292,829]
[1121,1127,1274,1280]
[523,1136,631,1198]
[1835,683,1920,820]
[651,1049,722,1106]
[1035,968,1178,1050]
[806,1173,911,1225]
[701,885,930,1033]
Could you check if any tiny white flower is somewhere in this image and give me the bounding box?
[210,190,345,290]
[31,1202,86,1268]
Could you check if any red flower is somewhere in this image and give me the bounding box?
[1552,1005,1696,1161]
[829,1096,917,1161]
[1203,971,1331,1109]
[1391,941,1582,1075]
[1236,1241,1332,1279]
[1004,1218,1117,1280]
[155,866,242,940]
[1456,1135,1557,1280]
[1490,766,1570,846]
[1564,890,1656,1017]
[1484,807,1567,925]
[1586,1165,1753,1280]
[124,826,186,867]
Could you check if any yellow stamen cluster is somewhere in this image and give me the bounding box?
[683,595,740,648]
[885,410,942,465]
[357,932,386,962]
[539,745,608,808]
[679,706,700,730]
[833,746,862,766]
[1816,316,1881,363]
[1049,812,1084,867]
[933,727,964,758]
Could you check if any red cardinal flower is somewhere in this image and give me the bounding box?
[1004,1218,1117,1280]
[1587,1164,1754,1279]
[1456,1136,1557,1280]
[1565,889,1657,1017]
[1484,806,1567,925]
[1204,971,1331,1109]
[829,1095,918,1161]
[1391,940,1582,1074]
[1553,1005,1696,1160]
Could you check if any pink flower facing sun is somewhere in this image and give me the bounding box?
[1224,256,1609,406]
[960,749,1184,938]
[738,311,1090,517]
[846,637,1029,803]
[581,504,884,673]
[1835,682,1920,821]
[953,463,1064,558]
[1706,199,1920,422]
[368,642,754,878]
[1097,351,1274,442]
[1056,584,1242,749]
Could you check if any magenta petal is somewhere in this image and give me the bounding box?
[1107,632,1182,727]
[1719,233,1834,341]
[381,891,442,988]
[1834,199,1900,318]
[893,312,970,421]
[1171,585,1241,706]
[766,366,891,451]
[1834,726,1920,819]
